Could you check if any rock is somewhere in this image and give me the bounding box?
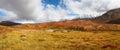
[46,29,55,32]
[62,30,69,33]
[20,35,27,39]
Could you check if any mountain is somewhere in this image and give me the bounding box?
[0,21,21,26]
[92,8,120,24]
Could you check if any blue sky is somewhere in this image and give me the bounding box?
[0,11,6,17]
[42,0,66,9]
[42,0,61,7]
[42,0,78,17]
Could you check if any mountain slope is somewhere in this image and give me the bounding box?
[92,8,120,24]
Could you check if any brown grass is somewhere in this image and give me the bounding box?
[0,29,120,50]
[13,20,120,31]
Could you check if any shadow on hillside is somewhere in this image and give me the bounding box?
[0,21,21,26]
[106,19,120,24]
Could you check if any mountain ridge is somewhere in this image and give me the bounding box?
[92,8,120,24]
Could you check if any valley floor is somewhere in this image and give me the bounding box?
[0,29,120,50]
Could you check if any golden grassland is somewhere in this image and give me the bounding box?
[0,25,120,50]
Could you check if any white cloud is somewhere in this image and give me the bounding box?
[63,0,120,18]
[0,0,45,21]
[19,21,36,24]
[43,5,69,21]
[0,0,120,23]
[0,9,18,21]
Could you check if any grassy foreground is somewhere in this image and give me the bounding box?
[0,28,120,50]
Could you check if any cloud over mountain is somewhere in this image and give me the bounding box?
[0,0,120,23]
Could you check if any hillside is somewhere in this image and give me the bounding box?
[92,8,120,24]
